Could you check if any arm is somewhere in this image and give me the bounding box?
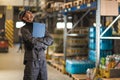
[36,30,53,46]
[21,27,53,49]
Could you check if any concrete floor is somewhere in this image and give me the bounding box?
[0,45,72,80]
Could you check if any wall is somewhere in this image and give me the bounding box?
[0,0,38,6]
[0,6,5,13]
[0,0,23,6]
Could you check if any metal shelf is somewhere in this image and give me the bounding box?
[62,2,97,62]
[67,34,87,37]
[62,0,120,79]
[62,2,97,14]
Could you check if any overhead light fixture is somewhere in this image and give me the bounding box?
[56,22,73,29]
[68,16,72,20]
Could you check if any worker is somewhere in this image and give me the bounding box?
[18,10,53,80]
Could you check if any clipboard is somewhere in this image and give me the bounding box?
[32,22,45,38]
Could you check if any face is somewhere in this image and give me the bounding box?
[23,11,34,23]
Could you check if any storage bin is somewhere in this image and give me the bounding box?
[89,26,96,38]
[89,26,112,38]
[100,39,113,50]
[66,59,95,74]
[89,50,112,62]
[89,38,95,49]
[89,38,113,50]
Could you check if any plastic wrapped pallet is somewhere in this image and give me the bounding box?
[66,59,95,74]
[67,47,88,56]
[67,37,88,47]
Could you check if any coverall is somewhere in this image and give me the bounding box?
[21,22,53,80]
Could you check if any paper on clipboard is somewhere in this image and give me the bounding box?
[32,22,45,38]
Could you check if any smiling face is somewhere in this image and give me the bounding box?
[22,11,34,23]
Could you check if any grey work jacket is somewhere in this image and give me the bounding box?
[21,22,53,64]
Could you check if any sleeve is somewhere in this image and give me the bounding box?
[36,30,54,46]
[21,27,53,50]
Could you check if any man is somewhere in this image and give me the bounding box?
[18,10,53,80]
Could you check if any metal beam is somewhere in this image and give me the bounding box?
[63,15,67,61]
[91,0,101,79]
[101,37,120,39]
[96,0,101,68]
[100,14,120,37]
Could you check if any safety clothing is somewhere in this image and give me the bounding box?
[21,22,53,80]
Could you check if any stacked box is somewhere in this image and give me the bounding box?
[89,50,112,62]
[53,29,63,53]
[100,68,120,78]
[67,27,88,57]
[70,27,89,35]
[67,37,88,47]
[89,38,113,50]
[89,26,112,38]
[67,47,88,56]
[88,26,113,62]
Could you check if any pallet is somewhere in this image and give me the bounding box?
[47,60,65,73]
[52,53,64,57]
[47,60,88,80]
[102,78,120,80]
[65,72,87,80]
[52,63,63,72]
[71,74,87,80]
[47,60,120,80]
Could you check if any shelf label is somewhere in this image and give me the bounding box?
[87,4,91,7]
[68,8,71,11]
[77,6,80,9]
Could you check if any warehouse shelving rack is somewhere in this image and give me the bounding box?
[62,0,120,78]
[62,0,97,64]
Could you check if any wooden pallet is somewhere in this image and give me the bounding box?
[71,74,87,80]
[47,60,65,73]
[51,53,64,57]
[47,60,88,80]
[47,60,120,80]
[102,78,120,80]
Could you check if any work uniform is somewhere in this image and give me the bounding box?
[21,22,53,80]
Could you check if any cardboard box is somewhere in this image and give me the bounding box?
[64,2,73,8]
[54,2,64,11]
[101,0,118,16]
[73,1,79,6]
[101,69,120,78]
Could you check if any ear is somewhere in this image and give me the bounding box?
[23,17,27,21]
[23,17,26,20]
